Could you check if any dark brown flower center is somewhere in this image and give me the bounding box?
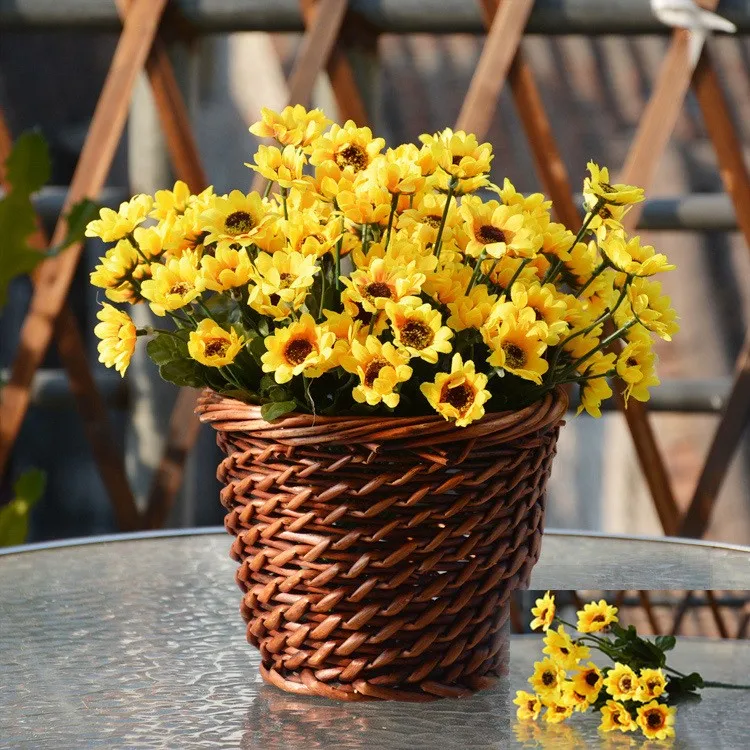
[366,281,392,299]
[452,154,464,166]
[401,320,434,349]
[541,671,555,687]
[441,382,475,414]
[353,303,373,325]
[423,214,442,228]
[599,206,613,219]
[627,357,637,367]
[585,671,600,687]
[225,210,255,234]
[531,306,543,321]
[560,647,569,656]
[364,358,388,388]
[647,711,663,728]
[612,713,622,725]
[279,272,293,287]
[336,144,368,172]
[592,614,606,623]
[502,342,526,369]
[477,225,506,244]
[620,677,632,691]
[284,338,314,366]
[204,338,229,358]
[168,282,191,296]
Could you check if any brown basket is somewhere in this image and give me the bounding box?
[197,388,567,702]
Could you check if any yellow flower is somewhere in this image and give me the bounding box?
[85,194,153,242]
[542,625,590,671]
[560,681,592,713]
[636,668,667,702]
[482,306,549,384]
[620,278,679,341]
[541,222,576,261]
[201,190,272,246]
[161,204,208,257]
[386,302,453,363]
[369,146,426,195]
[93,304,137,376]
[445,283,498,332]
[340,336,413,408]
[542,699,575,725]
[140,254,205,316]
[576,352,616,418]
[247,144,307,190]
[637,701,676,741]
[133,225,166,260]
[340,291,389,335]
[397,191,459,245]
[420,353,491,427]
[599,700,637,733]
[420,128,493,182]
[261,314,336,384]
[603,234,676,277]
[310,119,385,173]
[530,591,556,632]
[616,336,660,405]
[529,658,566,699]
[249,105,330,150]
[460,196,540,259]
[509,282,569,345]
[250,250,319,305]
[322,310,367,346]
[284,213,342,258]
[492,178,552,222]
[188,319,245,367]
[342,257,424,314]
[565,240,600,286]
[90,239,146,303]
[513,690,542,722]
[603,663,640,701]
[573,662,604,700]
[583,162,644,208]
[577,599,619,633]
[200,244,254,292]
[151,180,192,220]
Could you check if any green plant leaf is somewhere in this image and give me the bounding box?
[0,193,44,307]
[49,198,100,255]
[146,332,188,365]
[260,400,297,422]
[5,130,50,195]
[655,635,676,653]
[159,359,207,388]
[247,335,268,366]
[14,468,46,504]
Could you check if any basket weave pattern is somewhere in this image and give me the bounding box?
[197,389,567,702]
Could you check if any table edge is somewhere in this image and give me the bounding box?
[2,527,749,557]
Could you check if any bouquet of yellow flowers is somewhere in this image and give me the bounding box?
[87,105,677,424]
[515,592,750,741]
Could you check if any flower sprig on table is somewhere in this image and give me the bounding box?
[87,105,677,424]
[515,592,750,742]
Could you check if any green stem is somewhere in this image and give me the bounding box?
[384,192,399,250]
[281,187,289,221]
[318,263,326,320]
[466,250,487,295]
[433,179,457,258]
[361,223,370,256]
[504,257,532,293]
[577,261,607,298]
[703,681,750,690]
[368,311,380,336]
[263,180,273,199]
[564,319,636,376]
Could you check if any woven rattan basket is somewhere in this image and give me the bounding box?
[197,387,567,702]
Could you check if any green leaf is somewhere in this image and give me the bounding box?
[247,335,268,366]
[5,130,50,195]
[49,198,100,255]
[655,635,676,653]
[159,359,207,388]
[14,468,46,505]
[0,193,44,307]
[146,332,188,365]
[260,400,297,422]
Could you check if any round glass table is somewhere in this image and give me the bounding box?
[1,529,748,748]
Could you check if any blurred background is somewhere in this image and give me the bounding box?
[1,0,749,545]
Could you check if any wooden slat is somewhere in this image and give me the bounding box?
[0,108,141,530]
[679,50,750,538]
[456,0,534,138]
[0,0,170,479]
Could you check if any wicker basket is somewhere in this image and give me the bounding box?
[196,387,567,702]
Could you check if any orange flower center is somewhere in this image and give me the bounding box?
[502,342,526,369]
[225,210,255,234]
[365,281,392,300]
[400,320,434,349]
[440,381,475,415]
[168,282,191,296]
[204,338,229,358]
[647,711,663,729]
[364,357,388,388]
[284,338,314,365]
[335,144,368,172]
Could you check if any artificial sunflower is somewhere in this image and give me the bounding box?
[250,250,319,306]
[420,353,491,427]
[577,599,619,633]
[93,304,137,376]
[261,314,336,383]
[530,591,556,632]
[247,144,308,191]
[188,319,245,367]
[200,244,254,292]
[635,668,667,702]
[201,190,272,246]
[572,662,603,700]
[603,234,676,277]
[310,119,385,174]
[583,161,644,208]
[636,701,676,741]
[599,700,637,734]
[513,690,542,722]
[542,625,590,671]
[420,128,493,183]
[460,196,540,259]
[90,239,146,303]
[342,257,424,313]
[140,253,205,316]
[542,698,575,725]
[615,335,660,405]
[385,302,453,363]
[445,283,498,332]
[528,657,565,700]
[85,194,153,242]
[249,104,330,150]
[603,663,640,702]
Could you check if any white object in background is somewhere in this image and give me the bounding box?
[650,0,737,67]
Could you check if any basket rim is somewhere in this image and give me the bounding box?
[195,386,568,449]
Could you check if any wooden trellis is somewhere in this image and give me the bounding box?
[0,0,748,631]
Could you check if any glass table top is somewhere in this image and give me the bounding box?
[1,531,749,748]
